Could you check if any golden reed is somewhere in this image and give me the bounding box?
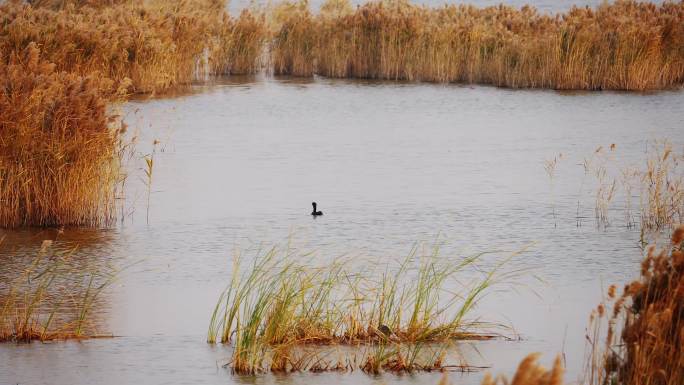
[0,44,124,227]
[272,0,684,90]
[0,0,266,94]
[587,225,684,385]
[3,0,683,92]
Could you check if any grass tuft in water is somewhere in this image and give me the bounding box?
[0,241,119,342]
[209,243,520,374]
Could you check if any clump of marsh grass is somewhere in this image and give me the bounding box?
[568,141,682,234]
[209,243,520,374]
[0,43,125,227]
[585,225,684,385]
[639,142,683,232]
[0,240,118,342]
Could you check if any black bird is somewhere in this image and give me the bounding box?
[311,202,323,216]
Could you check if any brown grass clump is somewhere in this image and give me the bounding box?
[0,43,125,227]
[587,225,684,385]
[209,245,517,374]
[271,0,684,90]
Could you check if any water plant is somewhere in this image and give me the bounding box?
[0,43,125,227]
[271,0,684,91]
[0,240,118,342]
[4,0,684,92]
[585,225,684,385]
[0,0,253,94]
[208,243,520,374]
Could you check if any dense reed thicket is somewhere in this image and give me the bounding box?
[0,44,124,227]
[0,241,117,341]
[3,0,684,91]
[272,0,684,90]
[587,225,684,385]
[0,0,266,94]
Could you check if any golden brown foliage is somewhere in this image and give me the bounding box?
[0,44,123,227]
[478,354,564,385]
[588,225,684,385]
[273,0,684,90]
[3,0,683,91]
[0,0,265,94]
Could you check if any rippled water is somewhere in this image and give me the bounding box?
[1,72,683,385]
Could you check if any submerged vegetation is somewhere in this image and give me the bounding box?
[0,241,117,342]
[208,244,517,374]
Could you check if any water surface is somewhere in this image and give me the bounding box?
[1,74,683,385]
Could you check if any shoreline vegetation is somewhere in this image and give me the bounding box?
[1,0,683,94]
[1,0,683,227]
[0,240,117,342]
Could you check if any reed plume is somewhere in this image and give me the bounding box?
[587,225,684,385]
[0,43,124,227]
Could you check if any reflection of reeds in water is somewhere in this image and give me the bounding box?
[0,44,125,227]
[585,225,684,385]
[0,240,118,342]
[208,244,519,374]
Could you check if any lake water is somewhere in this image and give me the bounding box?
[1,59,683,385]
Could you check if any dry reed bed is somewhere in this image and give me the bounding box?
[0,240,117,342]
[0,43,124,227]
[208,245,518,374]
[270,0,684,90]
[0,0,266,94]
[3,0,684,92]
[586,225,684,385]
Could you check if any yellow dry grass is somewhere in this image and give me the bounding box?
[271,0,684,90]
[586,225,684,385]
[0,43,124,227]
[0,0,265,94]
